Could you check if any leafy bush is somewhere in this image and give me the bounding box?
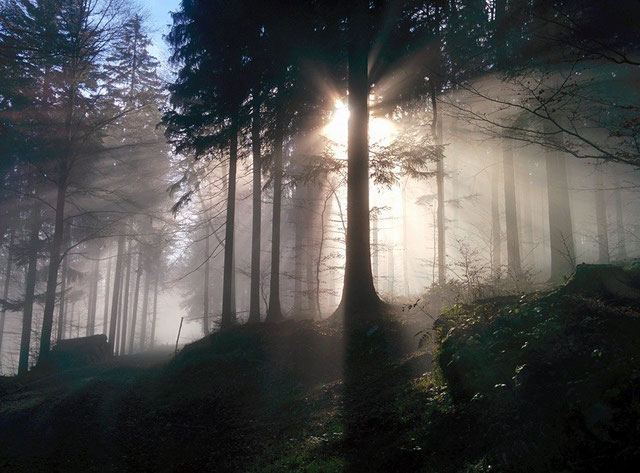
[432,267,640,472]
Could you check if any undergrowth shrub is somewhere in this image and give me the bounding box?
[431,274,640,472]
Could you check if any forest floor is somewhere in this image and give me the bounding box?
[0,264,639,473]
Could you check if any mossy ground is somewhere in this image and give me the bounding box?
[0,266,638,472]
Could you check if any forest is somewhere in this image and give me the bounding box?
[0,0,639,472]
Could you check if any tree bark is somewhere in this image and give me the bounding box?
[372,213,379,287]
[38,178,67,361]
[387,233,395,301]
[316,183,332,317]
[490,153,502,277]
[86,264,96,337]
[544,125,575,282]
[119,241,132,355]
[150,271,159,349]
[593,168,610,263]
[71,302,77,338]
[338,0,380,316]
[230,249,236,316]
[266,91,285,323]
[203,231,211,334]
[0,227,15,369]
[402,179,411,298]
[503,142,522,276]
[113,262,127,355]
[102,250,112,335]
[85,243,100,337]
[85,260,95,338]
[139,268,151,350]
[518,156,533,267]
[128,249,142,354]
[221,117,238,330]
[614,182,627,262]
[56,234,69,342]
[306,225,316,317]
[115,246,125,355]
[293,184,305,314]
[248,94,262,324]
[108,234,125,354]
[18,207,40,375]
[432,86,446,284]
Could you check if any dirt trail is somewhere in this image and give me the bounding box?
[0,351,171,472]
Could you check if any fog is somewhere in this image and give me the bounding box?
[0,0,638,375]
[2,2,640,472]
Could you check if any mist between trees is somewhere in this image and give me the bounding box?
[0,0,639,375]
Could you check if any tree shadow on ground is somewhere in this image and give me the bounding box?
[342,307,432,473]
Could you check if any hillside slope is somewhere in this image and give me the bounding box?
[0,265,638,472]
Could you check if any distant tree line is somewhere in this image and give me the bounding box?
[0,0,170,373]
[1,0,638,374]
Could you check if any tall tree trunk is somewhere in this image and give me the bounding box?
[266,92,285,323]
[38,178,68,361]
[339,0,380,315]
[248,94,262,324]
[0,227,15,368]
[531,157,545,268]
[128,250,142,354]
[139,268,150,350]
[230,250,236,316]
[293,185,305,314]
[73,303,78,338]
[150,272,159,349]
[432,85,446,284]
[119,241,132,355]
[0,217,6,250]
[402,180,411,298]
[85,261,95,338]
[544,126,575,282]
[71,302,77,338]
[490,154,502,277]
[85,243,99,337]
[18,208,40,375]
[306,231,316,317]
[518,156,533,268]
[66,289,72,339]
[115,270,123,354]
[89,248,100,335]
[503,142,522,276]
[614,182,627,262]
[316,186,332,317]
[108,234,126,354]
[203,231,211,334]
[372,213,379,287]
[594,168,610,263]
[221,117,238,330]
[56,236,69,342]
[115,247,125,355]
[102,249,112,335]
[387,236,395,301]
